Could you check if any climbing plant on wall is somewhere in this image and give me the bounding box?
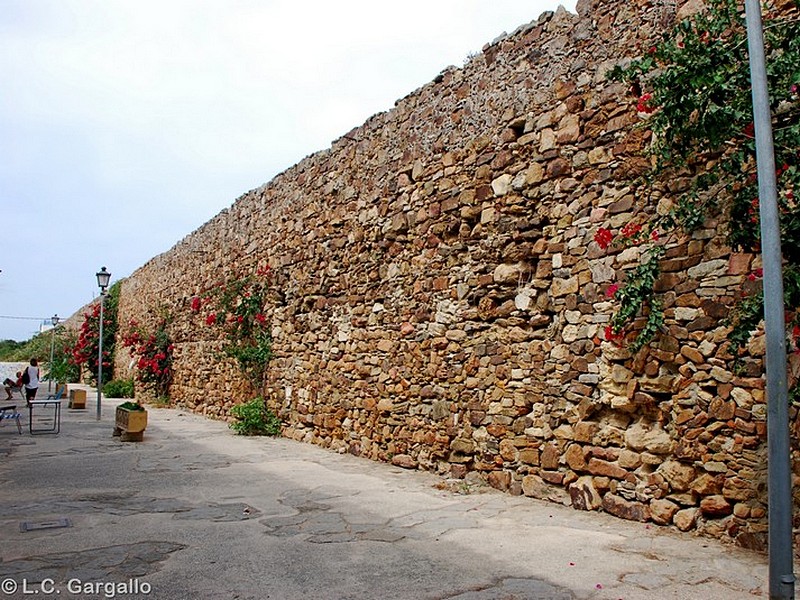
[601,0,799,378]
[193,266,274,395]
[68,281,120,385]
[121,312,174,401]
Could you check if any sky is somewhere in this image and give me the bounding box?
[0,0,577,342]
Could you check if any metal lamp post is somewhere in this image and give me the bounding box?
[48,314,60,393]
[743,1,795,597]
[96,267,111,421]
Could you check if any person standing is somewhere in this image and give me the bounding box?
[23,358,41,405]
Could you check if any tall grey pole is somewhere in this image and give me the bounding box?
[97,294,104,421]
[743,1,794,597]
[48,327,56,393]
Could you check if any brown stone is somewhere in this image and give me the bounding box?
[450,438,475,457]
[540,443,560,470]
[565,443,587,471]
[625,422,673,454]
[658,460,696,492]
[499,438,518,461]
[674,508,699,531]
[723,477,757,501]
[690,473,723,495]
[546,157,571,178]
[518,448,540,465]
[522,474,546,499]
[700,495,733,517]
[569,476,602,511]
[680,346,704,364]
[541,470,564,485]
[650,499,680,525]
[574,421,598,443]
[391,454,418,469]
[617,449,642,469]
[487,470,512,491]
[602,493,651,522]
[587,458,628,480]
[708,398,736,421]
[450,464,468,479]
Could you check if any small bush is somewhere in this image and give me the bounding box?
[230,397,281,436]
[118,400,145,411]
[104,378,135,398]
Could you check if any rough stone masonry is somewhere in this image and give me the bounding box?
[109,0,800,551]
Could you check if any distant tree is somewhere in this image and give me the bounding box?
[0,339,25,360]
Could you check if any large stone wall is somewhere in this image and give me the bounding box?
[112,0,799,550]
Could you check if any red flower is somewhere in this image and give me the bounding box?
[651,230,660,242]
[747,268,764,281]
[604,325,624,342]
[255,313,267,325]
[594,227,614,249]
[606,283,620,299]
[621,222,642,239]
[743,122,755,138]
[206,313,217,326]
[636,92,655,114]
[190,296,201,312]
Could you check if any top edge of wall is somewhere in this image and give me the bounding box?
[129,0,696,279]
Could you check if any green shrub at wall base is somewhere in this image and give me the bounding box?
[230,397,281,436]
[103,379,135,399]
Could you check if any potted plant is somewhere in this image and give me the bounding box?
[115,314,174,442]
[113,401,148,442]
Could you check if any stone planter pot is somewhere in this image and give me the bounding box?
[113,405,148,442]
[68,388,85,409]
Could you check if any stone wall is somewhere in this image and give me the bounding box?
[112,0,799,551]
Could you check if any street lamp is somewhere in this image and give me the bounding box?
[743,3,794,597]
[96,267,111,421]
[48,314,60,393]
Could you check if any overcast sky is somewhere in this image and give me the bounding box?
[1,0,577,342]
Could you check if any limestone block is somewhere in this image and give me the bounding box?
[674,508,699,531]
[551,277,579,297]
[625,422,674,454]
[491,174,513,196]
[522,475,570,504]
[569,476,602,511]
[650,499,680,525]
[657,460,696,492]
[494,263,527,285]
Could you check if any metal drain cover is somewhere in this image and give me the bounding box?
[20,517,72,532]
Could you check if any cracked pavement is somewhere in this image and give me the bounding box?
[0,388,772,599]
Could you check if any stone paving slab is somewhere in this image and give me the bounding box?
[0,388,777,599]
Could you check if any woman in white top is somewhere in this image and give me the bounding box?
[24,358,41,404]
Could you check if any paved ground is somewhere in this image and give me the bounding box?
[0,386,776,599]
